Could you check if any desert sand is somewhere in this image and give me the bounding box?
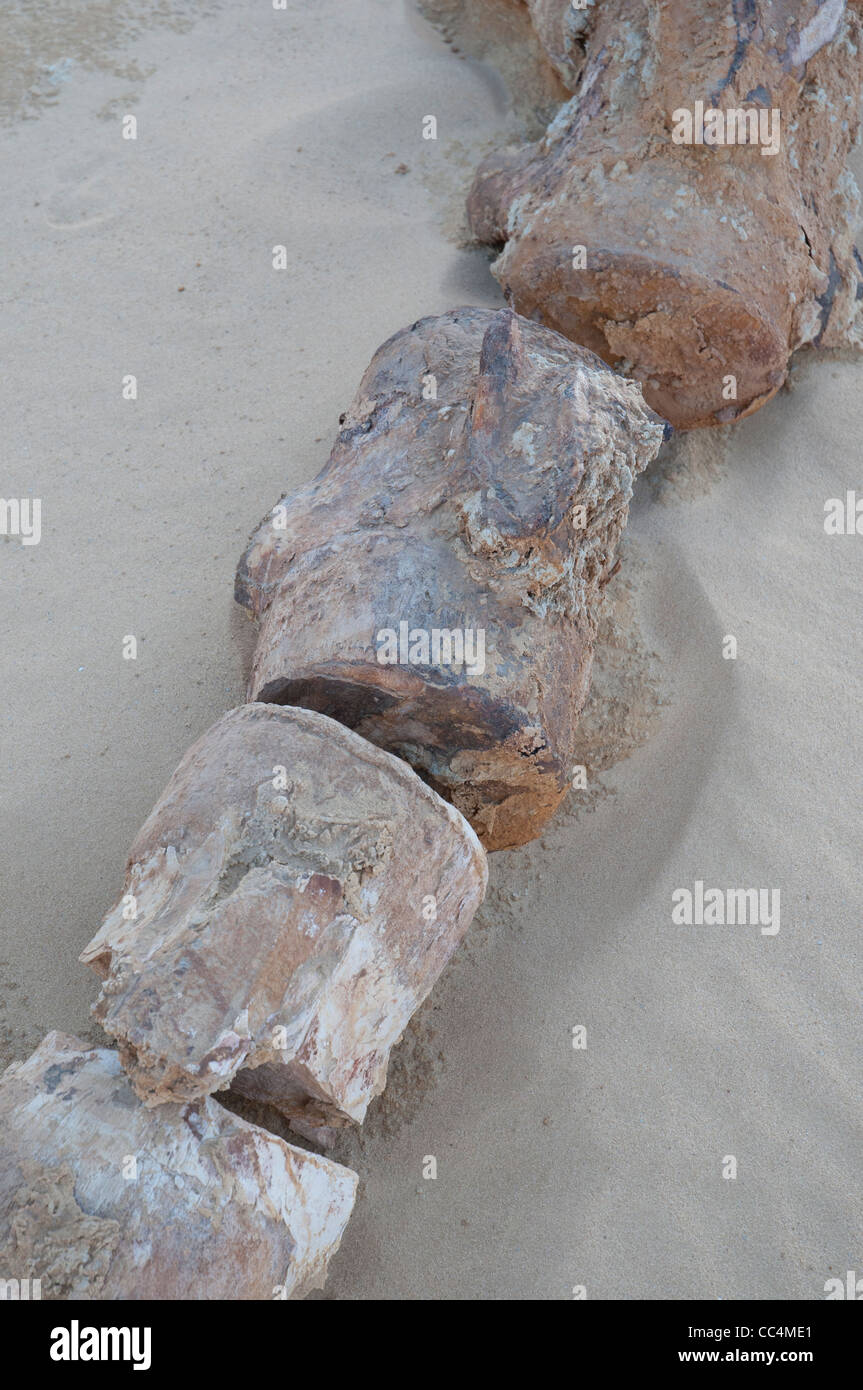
[0,0,860,1300]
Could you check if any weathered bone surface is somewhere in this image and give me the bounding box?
[235,307,665,851]
[0,1032,357,1300]
[468,0,863,429]
[81,704,487,1135]
[522,0,593,90]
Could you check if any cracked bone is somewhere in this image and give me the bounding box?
[468,0,863,429]
[0,1032,357,1300]
[80,703,487,1135]
[235,307,665,851]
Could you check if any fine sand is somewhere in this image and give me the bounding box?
[0,0,860,1300]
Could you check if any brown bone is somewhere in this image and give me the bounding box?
[468,0,863,428]
[236,307,665,851]
[522,0,594,89]
[80,704,486,1140]
[0,1033,357,1300]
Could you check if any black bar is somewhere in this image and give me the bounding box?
[6,1296,859,1374]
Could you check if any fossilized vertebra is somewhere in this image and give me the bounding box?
[81,703,487,1140]
[468,0,863,429]
[236,306,665,851]
[0,1032,357,1300]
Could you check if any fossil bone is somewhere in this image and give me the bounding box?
[0,1032,357,1300]
[468,0,863,429]
[236,306,665,850]
[80,703,486,1139]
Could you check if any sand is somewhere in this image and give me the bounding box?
[0,0,860,1300]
